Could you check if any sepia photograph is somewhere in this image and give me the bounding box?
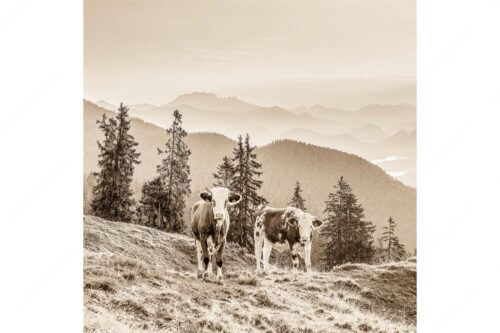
[3,0,500,332]
[83,1,416,332]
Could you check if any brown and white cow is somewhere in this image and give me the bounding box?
[254,206,323,274]
[191,187,241,283]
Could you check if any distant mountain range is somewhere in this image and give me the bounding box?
[94,92,416,186]
[84,100,416,250]
[167,92,259,113]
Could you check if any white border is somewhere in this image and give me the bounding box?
[418,0,500,331]
[0,0,82,331]
[1,0,499,331]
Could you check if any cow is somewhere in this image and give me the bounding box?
[191,186,241,283]
[254,206,323,274]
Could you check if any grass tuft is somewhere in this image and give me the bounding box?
[252,291,287,309]
[236,276,259,286]
[335,322,353,330]
[358,323,373,331]
[84,277,116,293]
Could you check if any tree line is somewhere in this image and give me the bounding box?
[89,103,408,267]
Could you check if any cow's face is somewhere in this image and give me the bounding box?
[285,208,323,245]
[200,187,241,229]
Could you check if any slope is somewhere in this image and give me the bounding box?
[84,216,416,333]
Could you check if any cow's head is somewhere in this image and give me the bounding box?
[283,207,324,245]
[200,187,241,230]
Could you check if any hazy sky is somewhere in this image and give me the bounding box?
[84,0,415,108]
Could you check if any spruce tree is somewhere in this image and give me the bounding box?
[213,156,234,187]
[228,134,267,250]
[322,176,375,269]
[156,110,191,232]
[381,217,406,261]
[91,103,140,222]
[392,237,406,261]
[136,177,166,228]
[288,181,306,211]
[382,217,396,260]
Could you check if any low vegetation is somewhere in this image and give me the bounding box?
[84,216,416,333]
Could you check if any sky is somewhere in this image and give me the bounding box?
[84,0,415,109]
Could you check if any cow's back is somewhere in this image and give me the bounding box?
[257,208,285,242]
[257,207,301,246]
[191,200,214,238]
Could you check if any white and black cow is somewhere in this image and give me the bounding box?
[191,187,241,283]
[254,206,323,274]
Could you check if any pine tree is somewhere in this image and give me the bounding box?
[381,217,406,261]
[392,237,406,261]
[155,110,191,232]
[322,176,375,269]
[136,177,167,228]
[228,134,268,250]
[382,217,396,261]
[91,103,140,222]
[288,181,306,211]
[213,156,234,187]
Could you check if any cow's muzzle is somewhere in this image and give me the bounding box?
[214,213,224,220]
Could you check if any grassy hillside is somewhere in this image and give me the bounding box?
[84,100,415,250]
[84,216,416,333]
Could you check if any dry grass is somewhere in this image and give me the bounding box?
[83,216,416,333]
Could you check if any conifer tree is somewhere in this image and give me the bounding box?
[288,181,306,211]
[136,177,166,228]
[91,103,140,222]
[155,110,191,232]
[213,156,234,187]
[322,176,375,269]
[392,237,406,261]
[228,134,268,250]
[382,217,396,260]
[382,217,406,261]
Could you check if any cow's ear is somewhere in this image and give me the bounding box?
[200,191,212,202]
[228,192,241,205]
[312,218,324,229]
[287,217,299,227]
[283,208,295,220]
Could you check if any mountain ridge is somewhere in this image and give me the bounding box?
[84,100,416,249]
[166,92,260,113]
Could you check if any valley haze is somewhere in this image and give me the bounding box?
[93,92,416,187]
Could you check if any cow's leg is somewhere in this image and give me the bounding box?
[291,244,300,274]
[206,236,215,279]
[195,239,204,278]
[262,238,272,275]
[254,227,265,274]
[215,240,225,284]
[304,242,312,273]
[207,260,213,279]
[200,235,210,280]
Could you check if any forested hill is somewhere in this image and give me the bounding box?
[84,100,416,250]
[256,140,416,250]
